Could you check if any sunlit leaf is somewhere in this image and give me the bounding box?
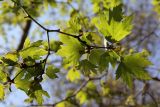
[103,0,122,9]
[76,91,88,104]
[0,84,4,100]
[66,68,81,82]
[57,35,85,65]
[56,101,75,107]
[93,13,133,42]
[20,47,47,59]
[24,38,31,48]
[68,14,82,33]
[30,40,43,47]
[2,52,19,66]
[0,71,8,83]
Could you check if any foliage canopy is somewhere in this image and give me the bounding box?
[0,0,159,107]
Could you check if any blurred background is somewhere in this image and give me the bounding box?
[0,0,160,107]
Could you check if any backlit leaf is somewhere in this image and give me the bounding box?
[116,50,152,88]
[20,47,47,59]
[93,13,133,42]
[57,35,85,65]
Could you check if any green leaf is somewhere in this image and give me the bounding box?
[76,91,88,104]
[23,56,35,66]
[78,59,97,75]
[116,62,133,88]
[46,65,59,79]
[24,97,33,104]
[34,90,50,105]
[0,71,8,83]
[1,52,19,66]
[99,51,119,71]
[14,70,32,92]
[0,84,5,100]
[15,79,31,92]
[109,4,123,23]
[20,46,47,59]
[68,14,82,33]
[43,40,62,52]
[82,32,102,46]
[105,15,133,42]
[86,81,96,90]
[66,68,81,82]
[4,52,18,62]
[50,41,62,52]
[89,49,105,65]
[116,50,152,88]
[30,40,43,47]
[103,0,122,9]
[1,58,17,66]
[57,35,85,65]
[93,14,133,42]
[55,101,75,107]
[25,63,44,77]
[24,38,31,48]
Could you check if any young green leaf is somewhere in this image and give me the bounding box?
[57,35,85,65]
[93,14,133,42]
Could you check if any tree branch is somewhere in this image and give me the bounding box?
[17,20,32,51]
[29,72,108,107]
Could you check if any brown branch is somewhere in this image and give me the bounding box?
[17,20,32,51]
[8,18,31,76]
[8,19,32,75]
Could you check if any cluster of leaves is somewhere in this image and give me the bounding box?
[0,0,153,106]
[0,38,61,104]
